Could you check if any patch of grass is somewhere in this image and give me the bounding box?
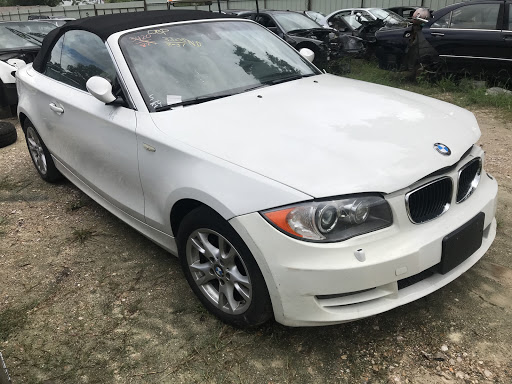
[67,195,89,212]
[0,176,19,191]
[0,307,29,341]
[339,59,512,117]
[70,228,97,244]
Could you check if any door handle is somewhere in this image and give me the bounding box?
[49,103,64,114]
[431,32,445,37]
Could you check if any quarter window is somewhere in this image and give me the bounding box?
[44,30,116,91]
[433,4,500,30]
[431,12,451,28]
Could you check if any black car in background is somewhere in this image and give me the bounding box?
[237,10,359,67]
[376,0,512,73]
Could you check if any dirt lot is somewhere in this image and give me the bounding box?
[0,108,511,384]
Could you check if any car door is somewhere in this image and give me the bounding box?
[502,2,512,59]
[34,30,145,220]
[426,2,504,62]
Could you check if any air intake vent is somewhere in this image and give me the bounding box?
[406,177,453,224]
[457,158,482,203]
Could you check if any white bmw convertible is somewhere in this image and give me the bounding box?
[16,10,498,327]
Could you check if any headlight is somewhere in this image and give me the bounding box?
[262,194,393,242]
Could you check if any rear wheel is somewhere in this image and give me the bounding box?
[178,206,272,328]
[0,121,17,148]
[24,120,63,182]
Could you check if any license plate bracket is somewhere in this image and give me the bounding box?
[439,212,485,275]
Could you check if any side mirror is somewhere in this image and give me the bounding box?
[6,58,27,69]
[299,48,315,63]
[86,76,116,104]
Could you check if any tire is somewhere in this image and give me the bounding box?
[178,206,273,328]
[0,121,17,148]
[23,120,63,183]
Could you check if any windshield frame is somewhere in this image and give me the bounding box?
[118,19,321,113]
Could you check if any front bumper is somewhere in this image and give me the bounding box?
[229,151,498,326]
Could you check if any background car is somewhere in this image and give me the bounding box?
[319,8,408,31]
[237,10,344,66]
[0,21,57,110]
[318,7,408,50]
[375,0,512,74]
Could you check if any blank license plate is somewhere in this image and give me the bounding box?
[439,212,485,274]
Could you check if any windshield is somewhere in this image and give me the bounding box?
[369,9,407,25]
[120,21,319,112]
[272,12,323,32]
[0,21,56,49]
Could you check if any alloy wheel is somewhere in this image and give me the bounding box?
[186,229,252,315]
[26,127,47,175]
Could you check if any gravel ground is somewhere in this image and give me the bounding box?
[0,108,511,384]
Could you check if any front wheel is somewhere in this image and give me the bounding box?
[178,206,272,328]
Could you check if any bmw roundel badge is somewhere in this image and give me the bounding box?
[434,143,451,156]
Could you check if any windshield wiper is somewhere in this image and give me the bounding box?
[265,73,315,85]
[241,83,269,93]
[154,93,232,112]
[6,27,43,46]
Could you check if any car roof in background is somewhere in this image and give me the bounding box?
[32,10,236,73]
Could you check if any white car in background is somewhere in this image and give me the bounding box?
[319,7,406,30]
[0,21,56,109]
[16,10,498,327]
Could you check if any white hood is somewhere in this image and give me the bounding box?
[151,74,480,198]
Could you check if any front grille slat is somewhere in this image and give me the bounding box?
[457,158,481,203]
[406,177,453,224]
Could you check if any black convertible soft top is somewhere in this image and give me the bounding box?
[33,10,235,73]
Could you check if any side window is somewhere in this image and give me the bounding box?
[509,6,512,29]
[403,9,416,18]
[255,15,277,29]
[432,12,451,28]
[449,4,500,29]
[44,30,116,91]
[44,34,65,81]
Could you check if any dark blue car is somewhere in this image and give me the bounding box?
[375,0,512,73]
